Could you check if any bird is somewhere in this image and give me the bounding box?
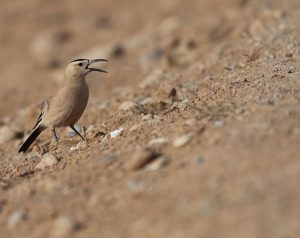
[18,58,108,153]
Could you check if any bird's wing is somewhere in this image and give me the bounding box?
[32,100,50,130]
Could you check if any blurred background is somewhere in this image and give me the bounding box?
[0,0,299,237]
[0,0,242,117]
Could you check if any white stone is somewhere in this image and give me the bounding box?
[145,157,169,171]
[173,133,192,148]
[110,128,124,138]
[148,137,168,146]
[213,120,224,127]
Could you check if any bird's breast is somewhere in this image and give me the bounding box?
[67,83,89,124]
[42,81,89,127]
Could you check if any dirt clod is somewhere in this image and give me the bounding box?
[35,153,58,170]
[173,133,193,148]
[126,148,159,170]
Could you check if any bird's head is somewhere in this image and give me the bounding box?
[66,58,108,78]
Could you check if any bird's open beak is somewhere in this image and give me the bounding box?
[86,59,108,73]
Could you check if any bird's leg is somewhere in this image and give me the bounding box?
[51,127,59,142]
[70,125,85,141]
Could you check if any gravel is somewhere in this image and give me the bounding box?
[110,128,124,138]
[35,153,58,170]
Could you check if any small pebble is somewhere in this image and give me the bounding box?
[119,101,137,111]
[145,157,169,171]
[70,141,87,151]
[126,148,159,170]
[35,153,58,170]
[110,128,124,138]
[148,137,168,146]
[195,156,205,165]
[130,124,141,132]
[173,133,192,148]
[142,114,154,121]
[126,179,141,192]
[235,108,245,114]
[204,75,214,81]
[224,64,236,70]
[213,120,224,127]
[146,47,164,61]
[51,216,79,238]
[26,152,39,161]
[287,65,297,74]
[7,210,27,229]
[86,125,96,134]
[146,118,161,125]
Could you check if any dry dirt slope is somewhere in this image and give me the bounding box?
[0,0,300,237]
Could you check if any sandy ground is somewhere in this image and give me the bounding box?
[0,0,299,237]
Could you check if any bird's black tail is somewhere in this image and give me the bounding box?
[18,126,45,153]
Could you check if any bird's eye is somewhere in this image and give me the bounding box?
[78,63,83,67]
